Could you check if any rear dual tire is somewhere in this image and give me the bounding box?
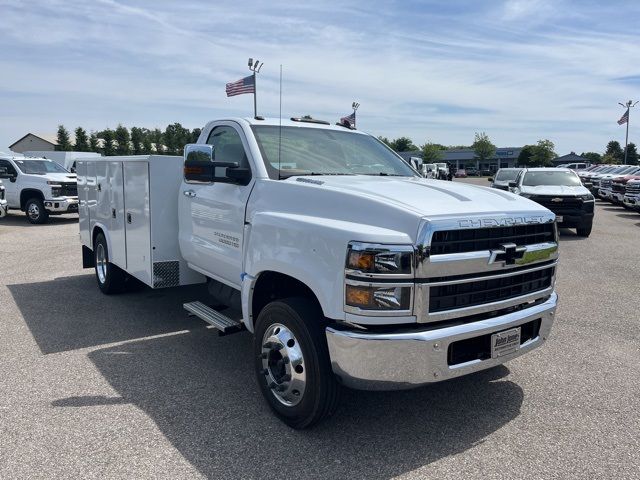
[94,233,127,294]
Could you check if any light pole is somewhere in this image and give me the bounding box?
[618,100,638,164]
[248,58,263,119]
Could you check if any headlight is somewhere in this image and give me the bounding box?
[346,242,413,277]
[520,193,533,198]
[345,283,412,310]
[579,194,594,201]
[344,242,414,314]
[46,181,62,186]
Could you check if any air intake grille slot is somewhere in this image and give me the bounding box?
[430,224,555,255]
[429,267,554,313]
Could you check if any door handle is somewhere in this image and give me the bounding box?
[127,212,132,224]
[183,190,196,198]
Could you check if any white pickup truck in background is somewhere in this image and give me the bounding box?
[0,155,78,223]
[77,117,559,428]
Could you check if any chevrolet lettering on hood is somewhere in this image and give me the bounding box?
[458,216,548,229]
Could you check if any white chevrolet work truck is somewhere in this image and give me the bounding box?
[77,117,559,428]
[0,155,78,223]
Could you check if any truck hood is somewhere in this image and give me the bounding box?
[290,175,548,217]
[520,184,590,196]
[23,172,77,183]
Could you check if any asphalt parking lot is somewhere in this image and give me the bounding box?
[1,179,639,479]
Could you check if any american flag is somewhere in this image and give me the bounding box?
[618,110,629,125]
[226,75,255,97]
[340,111,356,128]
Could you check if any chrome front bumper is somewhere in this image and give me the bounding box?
[326,292,557,390]
[44,197,78,213]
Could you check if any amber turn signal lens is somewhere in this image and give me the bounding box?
[348,251,375,271]
[345,285,373,307]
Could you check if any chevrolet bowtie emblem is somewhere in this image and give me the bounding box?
[551,197,563,202]
[489,243,527,265]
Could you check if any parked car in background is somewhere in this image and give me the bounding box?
[422,163,437,178]
[604,170,640,204]
[454,169,467,178]
[435,162,448,179]
[557,162,590,171]
[488,168,523,190]
[509,168,595,237]
[0,179,7,218]
[465,167,479,176]
[623,179,640,211]
[596,166,640,200]
[0,155,78,224]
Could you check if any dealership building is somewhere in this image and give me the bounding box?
[399,147,522,172]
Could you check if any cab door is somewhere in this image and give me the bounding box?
[179,123,254,288]
[0,160,19,207]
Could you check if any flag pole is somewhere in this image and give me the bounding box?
[619,100,638,164]
[249,58,263,119]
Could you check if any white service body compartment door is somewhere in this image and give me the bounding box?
[107,161,126,267]
[124,162,151,285]
[77,161,90,246]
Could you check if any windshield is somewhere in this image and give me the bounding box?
[495,169,522,181]
[251,126,416,179]
[14,159,69,174]
[522,170,581,186]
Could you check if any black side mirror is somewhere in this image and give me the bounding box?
[212,161,251,185]
[488,177,493,182]
[508,181,517,188]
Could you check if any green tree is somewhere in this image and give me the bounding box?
[101,129,115,156]
[517,145,536,166]
[114,124,131,155]
[89,132,100,152]
[420,142,443,162]
[624,142,638,165]
[377,136,391,147]
[55,125,72,151]
[191,128,202,143]
[149,128,164,153]
[529,139,556,167]
[74,127,89,152]
[472,132,496,164]
[605,141,624,164]
[141,135,153,154]
[389,137,418,152]
[130,127,144,155]
[580,152,602,164]
[163,123,192,155]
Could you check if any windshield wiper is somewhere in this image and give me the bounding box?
[281,172,355,178]
[364,172,408,176]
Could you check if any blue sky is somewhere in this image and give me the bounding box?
[1,0,640,154]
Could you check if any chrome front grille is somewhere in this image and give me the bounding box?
[429,266,554,313]
[415,213,558,323]
[600,179,612,189]
[626,182,640,195]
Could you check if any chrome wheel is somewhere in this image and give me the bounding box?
[96,243,107,284]
[260,323,306,406]
[27,202,40,220]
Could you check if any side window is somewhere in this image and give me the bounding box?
[0,160,17,176]
[206,126,250,170]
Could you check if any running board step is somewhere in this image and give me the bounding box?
[184,301,243,335]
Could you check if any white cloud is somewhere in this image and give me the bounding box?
[0,0,638,153]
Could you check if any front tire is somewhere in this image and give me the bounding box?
[254,298,340,429]
[576,222,592,237]
[25,198,49,224]
[94,233,126,294]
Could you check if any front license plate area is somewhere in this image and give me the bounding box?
[491,327,521,358]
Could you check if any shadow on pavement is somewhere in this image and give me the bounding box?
[80,332,521,479]
[0,211,78,227]
[11,273,524,478]
[7,274,208,354]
